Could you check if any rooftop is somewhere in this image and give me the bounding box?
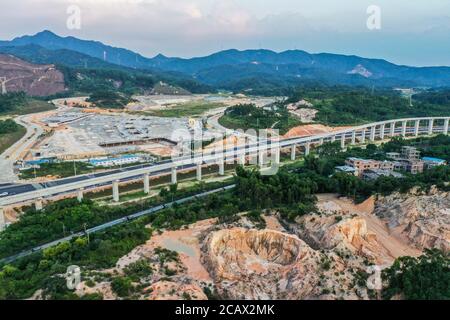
[335,165,356,172]
[422,157,447,163]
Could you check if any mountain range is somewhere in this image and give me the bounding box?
[1,30,450,92]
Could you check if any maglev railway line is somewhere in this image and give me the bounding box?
[0,185,236,265]
[0,117,448,216]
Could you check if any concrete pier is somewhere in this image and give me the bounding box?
[369,126,376,142]
[238,153,246,165]
[112,180,120,202]
[330,136,336,143]
[143,173,150,194]
[414,120,420,137]
[351,131,356,145]
[171,167,177,184]
[340,135,346,149]
[390,122,396,137]
[304,143,311,156]
[218,159,225,175]
[361,130,366,143]
[274,148,280,164]
[77,188,84,202]
[35,198,43,211]
[444,119,449,135]
[196,164,202,181]
[401,121,407,137]
[258,150,265,167]
[428,119,434,135]
[380,124,385,140]
[291,145,296,161]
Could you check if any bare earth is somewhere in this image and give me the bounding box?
[148,219,216,282]
[283,124,350,138]
[316,194,421,262]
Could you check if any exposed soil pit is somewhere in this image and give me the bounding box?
[210,228,300,268]
[202,228,323,299]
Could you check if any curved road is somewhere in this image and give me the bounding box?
[0,113,45,183]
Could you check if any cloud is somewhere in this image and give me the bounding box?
[1,0,450,65]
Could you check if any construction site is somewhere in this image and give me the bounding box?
[31,110,209,160]
[27,94,277,162]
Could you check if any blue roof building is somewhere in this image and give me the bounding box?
[422,157,447,164]
[422,157,447,168]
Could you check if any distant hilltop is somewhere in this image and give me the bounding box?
[2,30,450,92]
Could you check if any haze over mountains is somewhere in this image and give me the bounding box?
[1,30,450,91]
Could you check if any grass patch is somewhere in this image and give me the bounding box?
[0,125,26,154]
[20,162,98,179]
[218,104,300,135]
[14,99,56,115]
[19,161,146,180]
[148,101,224,118]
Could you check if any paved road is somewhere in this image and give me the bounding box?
[0,184,236,265]
[0,104,59,183]
[0,115,42,183]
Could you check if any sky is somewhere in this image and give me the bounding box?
[1,0,450,66]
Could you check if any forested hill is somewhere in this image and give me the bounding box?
[4,30,450,91]
[286,87,450,125]
[0,43,211,97]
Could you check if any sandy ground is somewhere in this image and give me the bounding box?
[263,215,286,232]
[283,124,351,138]
[316,194,421,260]
[138,143,174,157]
[116,219,216,283]
[148,219,216,282]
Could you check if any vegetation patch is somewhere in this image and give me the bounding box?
[219,103,300,135]
[0,119,26,154]
[0,92,55,115]
[287,87,450,126]
[148,101,224,118]
[382,249,449,300]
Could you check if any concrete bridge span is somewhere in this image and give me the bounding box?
[0,116,448,230]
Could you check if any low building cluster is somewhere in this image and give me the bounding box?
[336,146,447,180]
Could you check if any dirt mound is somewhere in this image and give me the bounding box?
[283,124,350,138]
[296,194,421,264]
[375,187,450,252]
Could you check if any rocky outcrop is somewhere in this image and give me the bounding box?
[0,54,65,96]
[375,188,450,252]
[290,207,386,263]
[321,217,380,259]
[202,228,369,300]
